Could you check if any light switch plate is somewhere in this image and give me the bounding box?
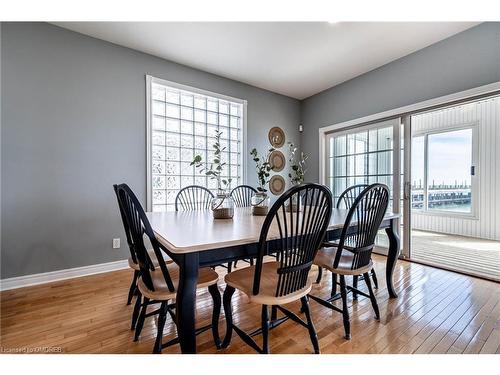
[112,238,121,249]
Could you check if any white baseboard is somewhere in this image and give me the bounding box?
[0,259,130,291]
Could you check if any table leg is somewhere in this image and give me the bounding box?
[385,218,400,298]
[176,252,199,353]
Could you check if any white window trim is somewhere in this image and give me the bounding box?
[411,123,479,219]
[146,75,248,211]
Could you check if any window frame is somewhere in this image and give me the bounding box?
[325,119,401,212]
[146,75,248,211]
[411,123,479,219]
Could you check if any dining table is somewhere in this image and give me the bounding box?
[146,206,401,354]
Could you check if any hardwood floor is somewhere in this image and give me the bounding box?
[1,254,499,354]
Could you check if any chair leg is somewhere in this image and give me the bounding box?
[153,301,168,353]
[271,305,278,321]
[134,296,149,341]
[131,292,142,330]
[249,258,254,266]
[364,272,380,320]
[331,273,338,297]
[233,260,239,268]
[221,285,235,348]
[315,266,323,284]
[208,283,222,349]
[339,275,351,340]
[127,270,139,305]
[371,269,379,289]
[227,262,233,273]
[301,296,320,354]
[261,305,270,354]
[352,275,358,300]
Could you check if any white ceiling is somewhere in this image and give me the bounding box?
[53,22,479,100]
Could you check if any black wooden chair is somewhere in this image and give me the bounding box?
[230,185,257,208]
[113,184,167,310]
[175,185,214,211]
[308,183,389,340]
[316,184,379,298]
[115,183,221,353]
[230,185,258,267]
[221,183,333,354]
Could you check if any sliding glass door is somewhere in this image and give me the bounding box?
[323,93,499,281]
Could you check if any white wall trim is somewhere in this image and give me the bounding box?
[318,81,500,185]
[0,259,129,291]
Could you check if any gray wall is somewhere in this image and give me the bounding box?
[301,22,500,182]
[0,22,300,278]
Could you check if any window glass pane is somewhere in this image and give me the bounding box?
[355,154,366,175]
[334,135,346,156]
[378,127,393,150]
[180,93,193,107]
[166,119,180,132]
[194,96,206,109]
[153,101,165,116]
[355,132,368,153]
[166,90,180,104]
[166,104,180,118]
[334,156,346,176]
[347,134,355,154]
[152,84,166,101]
[368,129,378,151]
[377,151,392,175]
[427,129,472,213]
[219,101,229,114]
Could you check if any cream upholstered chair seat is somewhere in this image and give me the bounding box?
[314,247,373,276]
[137,262,219,300]
[225,261,313,305]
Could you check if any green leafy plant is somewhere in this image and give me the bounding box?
[191,130,231,191]
[250,147,274,192]
[288,142,308,185]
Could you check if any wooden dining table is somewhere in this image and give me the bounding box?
[146,207,401,354]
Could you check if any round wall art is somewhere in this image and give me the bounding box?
[268,150,286,172]
[269,175,286,195]
[268,126,285,148]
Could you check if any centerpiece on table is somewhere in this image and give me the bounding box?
[191,130,234,219]
[286,142,308,211]
[250,147,274,216]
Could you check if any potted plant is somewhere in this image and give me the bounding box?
[287,142,308,211]
[250,147,274,216]
[191,130,234,219]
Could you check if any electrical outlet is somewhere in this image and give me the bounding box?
[112,238,121,249]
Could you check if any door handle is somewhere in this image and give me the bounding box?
[403,181,411,200]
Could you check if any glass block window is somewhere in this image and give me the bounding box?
[147,77,245,212]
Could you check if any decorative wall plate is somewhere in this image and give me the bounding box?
[269,175,286,195]
[268,127,285,148]
[268,150,286,172]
